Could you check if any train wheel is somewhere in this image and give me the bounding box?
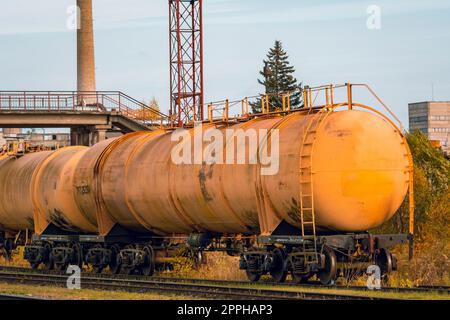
[193,250,207,269]
[318,246,337,286]
[2,248,11,262]
[54,261,68,272]
[88,244,105,273]
[43,243,54,271]
[71,243,83,268]
[270,248,288,283]
[121,267,134,275]
[292,272,311,284]
[3,240,13,261]
[119,245,135,275]
[93,266,104,274]
[246,269,261,282]
[109,245,121,275]
[375,248,393,283]
[30,263,40,270]
[141,245,155,277]
[52,246,69,272]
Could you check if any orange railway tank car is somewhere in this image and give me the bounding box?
[1,84,414,284]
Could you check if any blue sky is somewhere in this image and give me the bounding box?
[1,0,450,126]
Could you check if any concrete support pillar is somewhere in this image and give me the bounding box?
[70,128,78,146]
[91,130,106,146]
[82,131,91,146]
[77,0,96,105]
[70,127,91,146]
[90,125,111,146]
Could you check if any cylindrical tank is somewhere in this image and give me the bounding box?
[72,138,120,234]
[93,109,409,235]
[0,152,53,231]
[72,132,165,234]
[0,109,411,236]
[31,146,96,234]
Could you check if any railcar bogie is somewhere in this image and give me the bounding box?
[238,233,405,285]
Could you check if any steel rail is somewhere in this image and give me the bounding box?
[0,271,386,300]
[0,294,43,300]
[1,266,446,297]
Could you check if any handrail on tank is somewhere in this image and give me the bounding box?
[203,83,407,129]
[351,83,404,131]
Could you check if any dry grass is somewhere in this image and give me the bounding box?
[194,253,247,281]
[0,282,195,300]
[0,246,29,267]
[388,189,450,287]
[389,240,450,287]
[165,252,247,281]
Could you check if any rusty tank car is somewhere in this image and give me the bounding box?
[0,84,414,284]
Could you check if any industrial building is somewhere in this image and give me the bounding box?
[0,128,70,150]
[408,101,450,155]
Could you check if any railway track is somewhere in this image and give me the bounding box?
[417,285,450,291]
[0,294,42,300]
[157,276,450,295]
[1,266,447,295]
[0,266,447,299]
[0,266,391,300]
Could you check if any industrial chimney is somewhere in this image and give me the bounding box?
[77,0,96,97]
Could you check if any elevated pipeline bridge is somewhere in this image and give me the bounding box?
[0,91,169,146]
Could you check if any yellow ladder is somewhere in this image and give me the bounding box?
[299,108,330,263]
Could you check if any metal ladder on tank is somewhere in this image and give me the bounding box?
[299,107,331,264]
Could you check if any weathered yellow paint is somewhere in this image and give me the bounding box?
[31,147,95,235]
[0,152,52,231]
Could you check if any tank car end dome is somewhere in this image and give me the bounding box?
[312,110,410,231]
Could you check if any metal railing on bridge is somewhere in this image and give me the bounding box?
[0,91,169,127]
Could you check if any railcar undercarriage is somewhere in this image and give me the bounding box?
[1,230,22,260]
[20,226,409,285]
[240,233,408,285]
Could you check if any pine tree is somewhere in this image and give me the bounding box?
[252,40,303,113]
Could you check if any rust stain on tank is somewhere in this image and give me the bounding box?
[26,217,35,229]
[331,129,352,138]
[242,211,260,231]
[50,209,83,233]
[286,198,300,224]
[198,164,214,202]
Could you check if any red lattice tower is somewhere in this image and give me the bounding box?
[169,0,204,127]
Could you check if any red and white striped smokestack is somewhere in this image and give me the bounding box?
[77,0,96,93]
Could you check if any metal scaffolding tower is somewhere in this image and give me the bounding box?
[169,0,204,127]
